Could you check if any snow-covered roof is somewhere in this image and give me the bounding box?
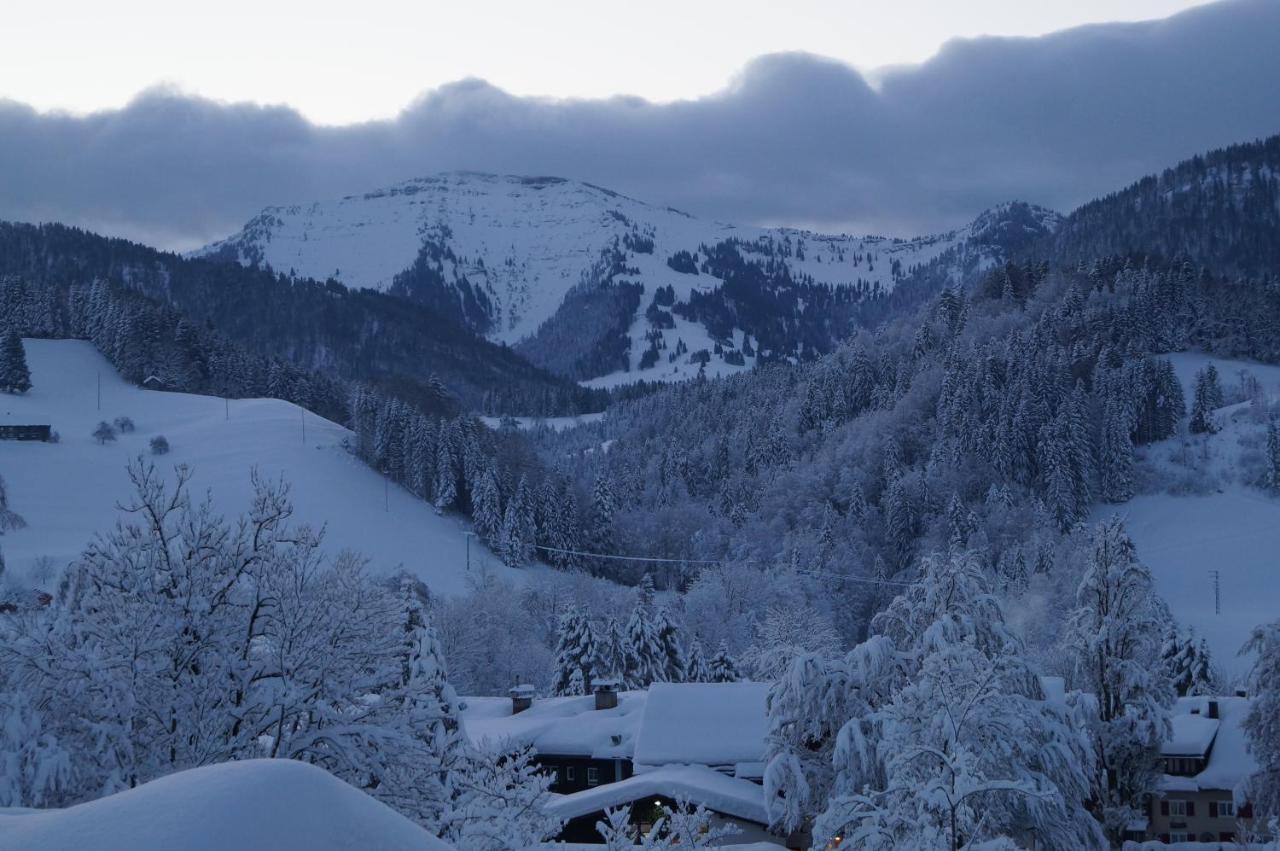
[0,759,452,851]
[461,692,644,759]
[544,764,768,825]
[632,683,769,769]
[1157,696,1258,793]
[1162,713,1219,757]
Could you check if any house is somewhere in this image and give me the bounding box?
[545,763,774,845]
[1145,696,1258,844]
[0,424,51,441]
[460,681,784,845]
[462,680,641,795]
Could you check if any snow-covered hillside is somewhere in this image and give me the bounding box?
[1098,352,1280,680]
[0,340,518,595]
[0,759,450,851]
[198,173,1057,385]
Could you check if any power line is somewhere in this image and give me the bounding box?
[531,544,918,587]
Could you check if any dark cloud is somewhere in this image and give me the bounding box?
[1,0,1277,250]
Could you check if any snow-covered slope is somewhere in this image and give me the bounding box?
[1094,352,1280,681]
[0,339,519,596]
[0,759,450,851]
[198,173,1057,385]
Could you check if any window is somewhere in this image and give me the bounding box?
[566,766,576,782]
[1169,800,1188,818]
[1217,800,1235,818]
[587,767,600,786]
[1170,833,1192,843]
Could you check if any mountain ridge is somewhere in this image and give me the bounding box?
[198,172,1059,384]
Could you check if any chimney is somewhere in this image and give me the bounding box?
[1207,699,1219,719]
[509,684,535,715]
[593,677,620,710]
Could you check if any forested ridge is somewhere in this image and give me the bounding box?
[0,221,603,416]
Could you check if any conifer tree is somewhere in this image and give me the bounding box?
[622,576,665,688]
[0,331,31,394]
[499,475,535,566]
[708,643,740,683]
[550,609,597,696]
[470,467,503,546]
[1100,397,1136,503]
[1265,420,1280,493]
[684,639,711,683]
[1190,366,1221,434]
[653,607,687,683]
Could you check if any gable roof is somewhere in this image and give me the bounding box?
[632,682,770,769]
[461,692,643,759]
[544,764,768,825]
[1159,696,1258,793]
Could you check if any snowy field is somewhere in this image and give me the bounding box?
[1098,351,1280,681]
[0,759,449,851]
[0,339,523,596]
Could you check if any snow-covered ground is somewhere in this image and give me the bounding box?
[0,759,450,851]
[197,173,1036,386]
[0,339,523,596]
[1098,352,1280,681]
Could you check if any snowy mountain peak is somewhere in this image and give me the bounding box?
[198,175,1052,386]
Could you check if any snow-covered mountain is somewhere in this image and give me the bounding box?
[0,339,519,598]
[198,173,1059,386]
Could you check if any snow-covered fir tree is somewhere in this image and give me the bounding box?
[684,639,711,683]
[1266,419,1280,493]
[550,608,598,696]
[621,575,666,688]
[1189,365,1223,434]
[1161,626,1217,697]
[653,606,687,683]
[1060,516,1173,843]
[471,467,503,546]
[0,330,31,394]
[707,643,740,683]
[498,475,535,566]
[589,616,627,684]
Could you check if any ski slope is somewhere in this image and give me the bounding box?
[0,339,521,596]
[1099,352,1280,681]
[0,759,450,851]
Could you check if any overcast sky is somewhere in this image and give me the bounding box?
[2,1,1210,125]
[1,0,1277,250]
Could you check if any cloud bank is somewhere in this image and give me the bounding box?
[1,0,1278,250]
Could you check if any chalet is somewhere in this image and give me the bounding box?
[463,679,641,795]
[1144,696,1259,844]
[0,424,51,441]
[460,680,783,846]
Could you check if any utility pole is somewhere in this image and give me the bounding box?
[225,397,229,421]
[465,532,474,572]
[97,371,101,411]
[384,472,389,513]
[1211,569,1221,615]
[300,408,306,446]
